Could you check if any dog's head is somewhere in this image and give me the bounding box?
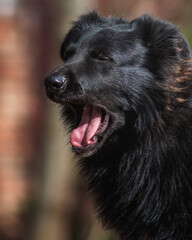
[45,12,191,157]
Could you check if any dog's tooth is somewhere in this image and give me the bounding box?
[90,136,97,143]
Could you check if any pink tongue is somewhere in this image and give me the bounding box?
[71,105,102,147]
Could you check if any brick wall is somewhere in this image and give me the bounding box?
[0,1,58,239]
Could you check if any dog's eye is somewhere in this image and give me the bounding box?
[97,53,110,61]
[91,52,110,61]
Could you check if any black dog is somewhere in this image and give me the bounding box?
[45,12,192,240]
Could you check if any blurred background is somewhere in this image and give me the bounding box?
[0,0,191,239]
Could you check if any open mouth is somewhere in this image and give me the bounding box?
[70,104,110,155]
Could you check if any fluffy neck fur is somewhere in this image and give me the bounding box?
[78,103,192,240]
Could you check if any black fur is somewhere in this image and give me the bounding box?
[45,12,192,240]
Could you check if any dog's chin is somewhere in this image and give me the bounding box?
[72,142,100,157]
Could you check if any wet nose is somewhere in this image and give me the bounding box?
[44,74,66,92]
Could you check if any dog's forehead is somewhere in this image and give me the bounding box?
[80,28,115,46]
[74,24,137,51]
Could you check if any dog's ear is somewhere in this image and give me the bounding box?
[132,15,191,75]
[60,11,104,60]
[136,15,190,59]
[77,11,104,27]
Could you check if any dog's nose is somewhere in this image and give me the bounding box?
[44,74,66,92]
